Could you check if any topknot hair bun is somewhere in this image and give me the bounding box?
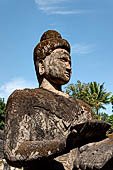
[40,30,62,42]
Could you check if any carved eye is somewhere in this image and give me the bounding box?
[61,57,67,62]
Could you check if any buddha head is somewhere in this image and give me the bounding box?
[34,30,72,87]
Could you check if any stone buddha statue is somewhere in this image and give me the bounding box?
[4,30,94,170]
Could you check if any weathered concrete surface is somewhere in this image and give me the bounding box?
[4,88,93,169]
[73,137,113,170]
[0,130,23,170]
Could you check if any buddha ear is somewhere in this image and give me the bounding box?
[39,60,45,76]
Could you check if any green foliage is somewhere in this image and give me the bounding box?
[0,98,6,130]
[110,95,113,112]
[100,112,109,121]
[89,82,111,115]
[106,114,113,134]
[65,80,111,117]
[108,114,113,126]
[98,112,113,135]
[65,80,90,101]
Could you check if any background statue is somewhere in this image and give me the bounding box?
[4,30,105,170]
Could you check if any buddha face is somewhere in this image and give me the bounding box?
[41,48,72,85]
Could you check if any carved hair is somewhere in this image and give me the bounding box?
[33,30,70,85]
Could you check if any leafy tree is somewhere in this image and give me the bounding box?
[108,114,113,125]
[100,112,109,121]
[98,112,113,134]
[110,95,113,112]
[0,98,6,130]
[106,114,113,134]
[65,81,111,117]
[65,80,90,102]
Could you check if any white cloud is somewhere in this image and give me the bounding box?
[35,0,88,15]
[0,78,36,101]
[71,43,95,55]
[35,0,66,6]
[51,10,88,15]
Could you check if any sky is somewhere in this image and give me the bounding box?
[0,0,113,114]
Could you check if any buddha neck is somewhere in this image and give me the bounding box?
[40,78,62,92]
[39,78,69,98]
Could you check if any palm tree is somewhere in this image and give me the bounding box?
[65,81,111,117]
[89,82,111,115]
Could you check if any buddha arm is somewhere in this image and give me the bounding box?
[4,113,67,166]
[15,138,67,160]
[4,136,67,168]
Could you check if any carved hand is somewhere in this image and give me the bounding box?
[66,129,78,150]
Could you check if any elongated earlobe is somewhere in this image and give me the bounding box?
[39,61,45,76]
